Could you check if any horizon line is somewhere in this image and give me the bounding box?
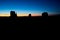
[0,14,42,17]
[0,13,59,17]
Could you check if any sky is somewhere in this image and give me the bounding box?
[0,0,60,15]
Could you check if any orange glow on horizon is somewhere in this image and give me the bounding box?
[0,14,10,17]
[0,14,42,17]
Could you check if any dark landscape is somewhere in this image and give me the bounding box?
[0,11,60,33]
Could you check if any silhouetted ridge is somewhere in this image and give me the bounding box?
[10,11,17,18]
[42,12,48,17]
[29,14,31,17]
[0,10,60,33]
[42,12,48,21]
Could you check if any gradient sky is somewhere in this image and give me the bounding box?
[0,0,60,15]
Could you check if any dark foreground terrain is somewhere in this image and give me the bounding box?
[0,14,60,33]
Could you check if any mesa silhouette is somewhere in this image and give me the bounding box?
[0,11,60,32]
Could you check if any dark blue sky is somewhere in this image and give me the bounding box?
[0,0,60,14]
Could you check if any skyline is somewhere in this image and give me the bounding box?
[0,0,60,16]
[0,10,57,16]
[0,14,41,17]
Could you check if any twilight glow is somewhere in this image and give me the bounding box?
[0,0,60,16]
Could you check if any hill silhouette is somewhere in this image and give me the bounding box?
[0,11,60,33]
